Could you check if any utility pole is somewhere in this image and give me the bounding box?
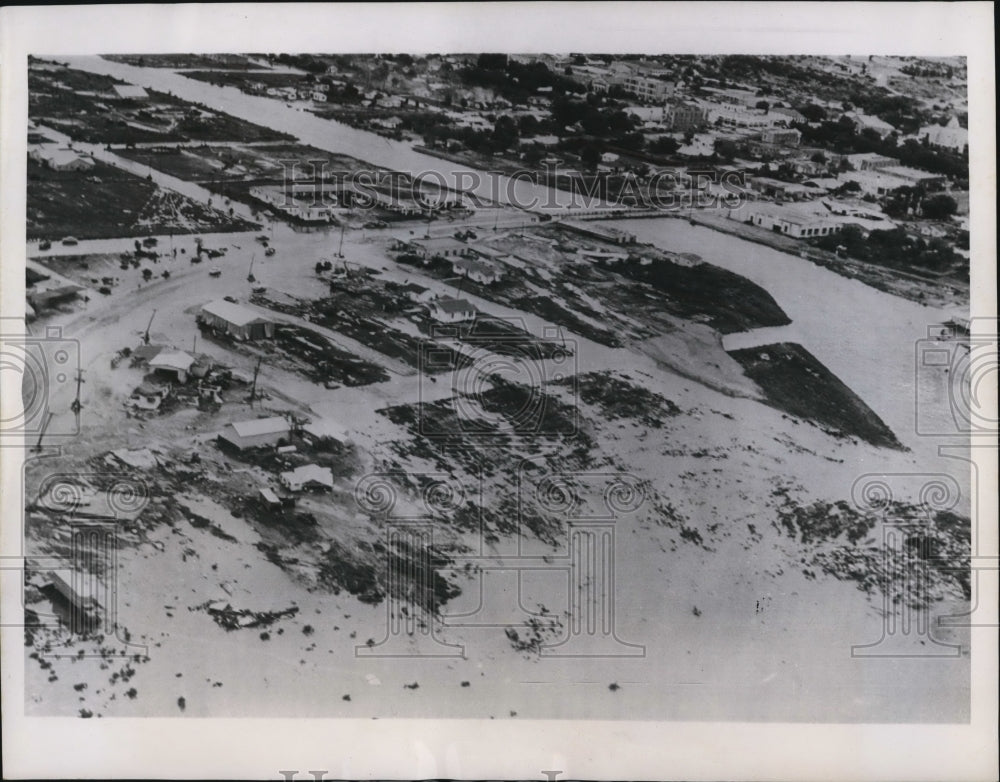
[247,255,256,283]
[33,412,54,453]
[337,223,345,258]
[70,369,85,414]
[248,357,262,407]
[143,308,157,345]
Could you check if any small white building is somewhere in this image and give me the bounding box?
[218,416,291,451]
[148,349,194,383]
[918,116,968,153]
[29,145,95,172]
[428,297,477,323]
[408,237,473,259]
[452,257,502,285]
[303,418,351,444]
[198,300,276,341]
[280,464,334,492]
[111,84,149,100]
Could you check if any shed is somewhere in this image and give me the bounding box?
[112,84,149,100]
[280,464,334,492]
[218,416,291,451]
[198,300,275,341]
[148,349,195,383]
[428,297,477,323]
[452,257,502,285]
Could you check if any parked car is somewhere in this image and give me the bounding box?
[62,236,78,246]
[209,268,222,277]
[265,247,276,257]
[39,240,51,251]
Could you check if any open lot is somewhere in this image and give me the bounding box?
[29,59,294,145]
[728,342,903,449]
[26,158,258,241]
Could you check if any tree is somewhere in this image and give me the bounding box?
[713,138,739,161]
[141,268,153,282]
[800,103,827,122]
[921,193,958,220]
[492,115,518,150]
[650,136,680,155]
[476,53,508,71]
[580,145,600,170]
[522,146,544,166]
[755,100,770,112]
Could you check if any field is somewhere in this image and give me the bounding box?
[252,284,469,375]
[29,60,294,145]
[728,342,903,449]
[26,159,258,241]
[115,143,415,224]
[395,223,790,348]
[199,321,391,388]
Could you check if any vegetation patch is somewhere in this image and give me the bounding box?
[729,342,903,449]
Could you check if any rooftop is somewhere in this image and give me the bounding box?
[201,299,272,327]
[228,416,290,438]
[453,257,499,275]
[149,349,194,372]
[281,464,334,488]
[112,84,149,99]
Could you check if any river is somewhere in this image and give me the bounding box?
[61,55,614,214]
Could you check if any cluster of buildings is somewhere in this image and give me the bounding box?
[840,152,947,197]
[917,116,968,153]
[217,415,341,494]
[731,197,897,240]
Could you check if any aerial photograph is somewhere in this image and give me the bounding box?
[19,51,976,723]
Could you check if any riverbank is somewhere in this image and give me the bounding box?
[683,209,968,310]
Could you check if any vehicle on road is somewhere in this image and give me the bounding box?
[209,268,222,277]
[62,236,78,246]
